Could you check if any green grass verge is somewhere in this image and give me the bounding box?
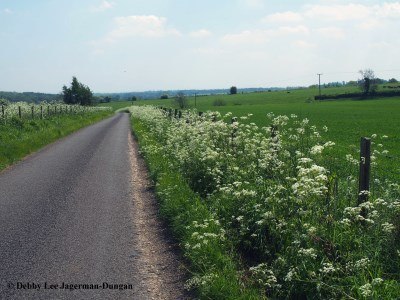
[131,118,262,299]
[0,111,112,171]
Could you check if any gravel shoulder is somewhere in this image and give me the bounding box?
[129,132,192,299]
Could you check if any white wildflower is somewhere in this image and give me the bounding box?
[359,283,372,297]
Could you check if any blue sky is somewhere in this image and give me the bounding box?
[1,0,400,93]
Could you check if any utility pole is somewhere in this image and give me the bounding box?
[317,73,323,98]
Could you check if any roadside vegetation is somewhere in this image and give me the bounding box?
[129,104,399,299]
[0,101,112,171]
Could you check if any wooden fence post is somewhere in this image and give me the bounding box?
[358,137,371,205]
[231,117,237,149]
[40,106,43,119]
[19,106,22,119]
[31,106,34,119]
[270,125,278,139]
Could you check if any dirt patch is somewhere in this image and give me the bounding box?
[128,133,192,300]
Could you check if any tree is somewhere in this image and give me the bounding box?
[359,69,377,96]
[131,96,137,101]
[388,78,398,83]
[62,76,94,106]
[174,92,188,109]
[160,94,169,99]
[230,86,238,95]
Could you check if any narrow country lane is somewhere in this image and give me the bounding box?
[0,113,157,299]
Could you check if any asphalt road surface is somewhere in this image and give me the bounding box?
[0,113,150,299]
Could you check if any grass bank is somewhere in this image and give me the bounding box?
[0,111,112,171]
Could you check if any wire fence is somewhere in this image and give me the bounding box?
[0,102,111,124]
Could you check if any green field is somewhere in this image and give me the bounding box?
[98,100,133,111]
[132,86,400,178]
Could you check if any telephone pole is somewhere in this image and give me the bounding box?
[317,73,323,98]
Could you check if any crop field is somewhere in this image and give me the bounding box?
[129,89,400,299]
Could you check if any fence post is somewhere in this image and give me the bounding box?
[358,137,371,205]
[40,106,43,119]
[47,105,50,116]
[31,106,34,119]
[270,125,278,138]
[231,117,237,149]
[19,106,22,119]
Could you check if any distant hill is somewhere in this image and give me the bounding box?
[0,91,62,103]
[95,87,285,100]
[0,87,286,103]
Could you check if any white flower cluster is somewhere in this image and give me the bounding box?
[185,219,226,251]
[249,263,279,289]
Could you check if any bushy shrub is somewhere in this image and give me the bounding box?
[213,99,227,106]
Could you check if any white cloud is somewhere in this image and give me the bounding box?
[2,8,12,14]
[293,40,316,48]
[304,3,371,21]
[263,11,304,23]
[279,25,309,35]
[375,2,400,18]
[222,30,270,44]
[189,29,212,38]
[357,19,381,30]
[91,1,115,12]
[315,27,345,39]
[261,2,400,26]
[107,15,181,41]
[222,25,309,45]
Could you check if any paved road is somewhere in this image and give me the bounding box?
[0,113,147,299]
